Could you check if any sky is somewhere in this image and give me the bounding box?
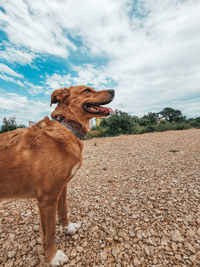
[0,0,200,125]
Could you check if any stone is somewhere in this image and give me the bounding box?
[175,254,182,261]
[187,229,195,238]
[100,250,108,261]
[171,230,184,242]
[187,243,196,254]
[144,245,151,256]
[111,246,120,257]
[171,242,177,250]
[29,239,36,248]
[133,257,140,266]
[1,130,200,267]
[33,225,40,232]
[197,228,200,235]
[76,246,84,253]
[189,254,196,262]
[161,236,169,246]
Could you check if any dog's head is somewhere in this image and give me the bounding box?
[51,85,115,120]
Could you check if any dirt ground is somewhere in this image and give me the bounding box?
[0,129,200,266]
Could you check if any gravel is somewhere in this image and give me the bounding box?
[0,129,200,266]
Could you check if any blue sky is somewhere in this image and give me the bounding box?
[0,0,200,125]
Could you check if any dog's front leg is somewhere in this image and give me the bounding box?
[38,196,68,266]
[58,185,81,235]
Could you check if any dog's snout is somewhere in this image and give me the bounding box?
[109,89,115,97]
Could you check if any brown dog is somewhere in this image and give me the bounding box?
[0,85,115,266]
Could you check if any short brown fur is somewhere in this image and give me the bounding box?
[0,85,114,264]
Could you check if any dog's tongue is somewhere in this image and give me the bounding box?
[96,106,115,114]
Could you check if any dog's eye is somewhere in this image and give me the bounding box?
[84,88,92,93]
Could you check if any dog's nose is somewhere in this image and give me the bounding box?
[109,89,115,97]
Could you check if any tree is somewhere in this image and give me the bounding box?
[1,117,26,133]
[131,115,140,124]
[189,117,200,128]
[159,107,184,123]
[139,112,158,126]
[100,110,136,135]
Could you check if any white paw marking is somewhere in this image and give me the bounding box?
[66,222,81,235]
[50,250,69,266]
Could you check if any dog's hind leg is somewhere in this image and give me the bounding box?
[58,186,69,226]
[58,185,81,236]
[38,195,68,266]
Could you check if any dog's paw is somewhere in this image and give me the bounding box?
[50,250,69,266]
[66,222,81,235]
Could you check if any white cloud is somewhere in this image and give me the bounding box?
[0,0,132,61]
[0,63,23,78]
[0,93,28,111]
[24,81,44,95]
[45,73,72,91]
[45,64,119,92]
[175,98,200,118]
[0,63,46,95]
[0,91,53,125]
[72,65,119,89]
[0,0,76,60]
[0,43,36,65]
[0,0,200,117]
[0,74,23,86]
[44,0,200,117]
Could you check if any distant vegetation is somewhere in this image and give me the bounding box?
[0,117,26,133]
[91,107,200,137]
[1,108,200,137]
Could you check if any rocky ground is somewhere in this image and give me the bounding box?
[0,129,200,267]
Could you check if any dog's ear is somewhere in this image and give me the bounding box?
[50,88,70,106]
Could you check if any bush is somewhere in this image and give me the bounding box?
[159,107,185,123]
[99,110,137,136]
[90,108,199,138]
[90,127,108,138]
[189,117,200,128]
[135,125,155,134]
[153,122,190,132]
[153,123,169,132]
[0,117,26,133]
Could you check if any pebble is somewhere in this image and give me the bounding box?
[100,250,108,260]
[187,229,195,238]
[175,254,182,261]
[171,242,177,250]
[171,230,184,243]
[76,246,84,253]
[187,243,196,254]
[1,130,200,266]
[111,245,120,257]
[33,225,40,232]
[133,257,140,266]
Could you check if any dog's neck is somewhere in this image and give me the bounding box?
[53,115,87,140]
[51,105,90,138]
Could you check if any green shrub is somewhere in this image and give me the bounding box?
[91,127,108,138]
[99,110,137,136]
[90,108,199,138]
[0,117,26,133]
[153,122,190,132]
[189,117,200,128]
[153,123,169,132]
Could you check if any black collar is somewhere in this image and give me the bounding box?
[53,115,87,140]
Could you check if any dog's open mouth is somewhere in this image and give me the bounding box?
[83,102,115,116]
